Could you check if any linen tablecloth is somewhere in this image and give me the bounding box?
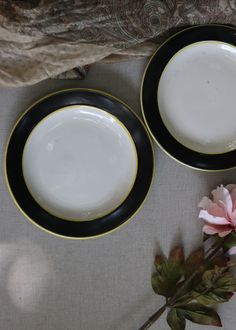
[0,58,236,329]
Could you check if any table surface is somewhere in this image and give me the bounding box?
[0,58,236,330]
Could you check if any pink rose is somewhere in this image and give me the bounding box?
[199,184,236,254]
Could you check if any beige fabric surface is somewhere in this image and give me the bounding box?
[1,59,236,329]
[0,0,236,86]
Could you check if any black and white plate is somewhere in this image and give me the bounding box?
[141,25,236,171]
[5,89,154,238]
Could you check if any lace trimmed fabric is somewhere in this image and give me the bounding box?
[0,0,235,86]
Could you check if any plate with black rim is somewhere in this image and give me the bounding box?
[141,24,236,171]
[5,88,154,239]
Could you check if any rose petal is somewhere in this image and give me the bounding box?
[231,209,236,226]
[198,196,212,209]
[199,210,230,225]
[218,229,233,237]
[218,200,229,218]
[225,184,236,192]
[226,185,236,210]
[203,224,232,237]
[198,197,227,217]
[212,185,233,214]
[203,224,219,235]
[230,188,236,210]
[228,246,236,255]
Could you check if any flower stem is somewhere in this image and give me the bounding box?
[139,236,228,329]
[137,304,167,330]
[168,236,227,305]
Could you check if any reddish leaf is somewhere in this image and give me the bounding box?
[154,255,166,275]
[185,248,204,277]
[169,246,184,265]
[155,255,163,266]
[226,292,234,300]
[211,256,229,268]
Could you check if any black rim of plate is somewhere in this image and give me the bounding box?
[5,89,154,239]
[141,24,236,171]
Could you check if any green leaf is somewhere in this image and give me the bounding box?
[202,269,218,287]
[215,272,236,292]
[152,273,169,296]
[193,290,233,305]
[200,268,236,292]
[152,255,184,297]
[167,309,186,330]
[223,232,236,252]
[203,233,211,242]
[152,262,182,297]
[185,248,204,278]
[192,267,236,305]
[179,304,222,327]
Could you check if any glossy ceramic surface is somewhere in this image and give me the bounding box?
[141,24,236,171]
[158,41,236,154]
[5,89,154,238]
[23,105,137,221]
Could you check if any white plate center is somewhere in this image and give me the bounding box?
[158,41,236,154]
[23,105,138,221]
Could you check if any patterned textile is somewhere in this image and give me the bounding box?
[0,0,235,86]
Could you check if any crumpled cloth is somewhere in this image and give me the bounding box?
[0,0,235,86]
